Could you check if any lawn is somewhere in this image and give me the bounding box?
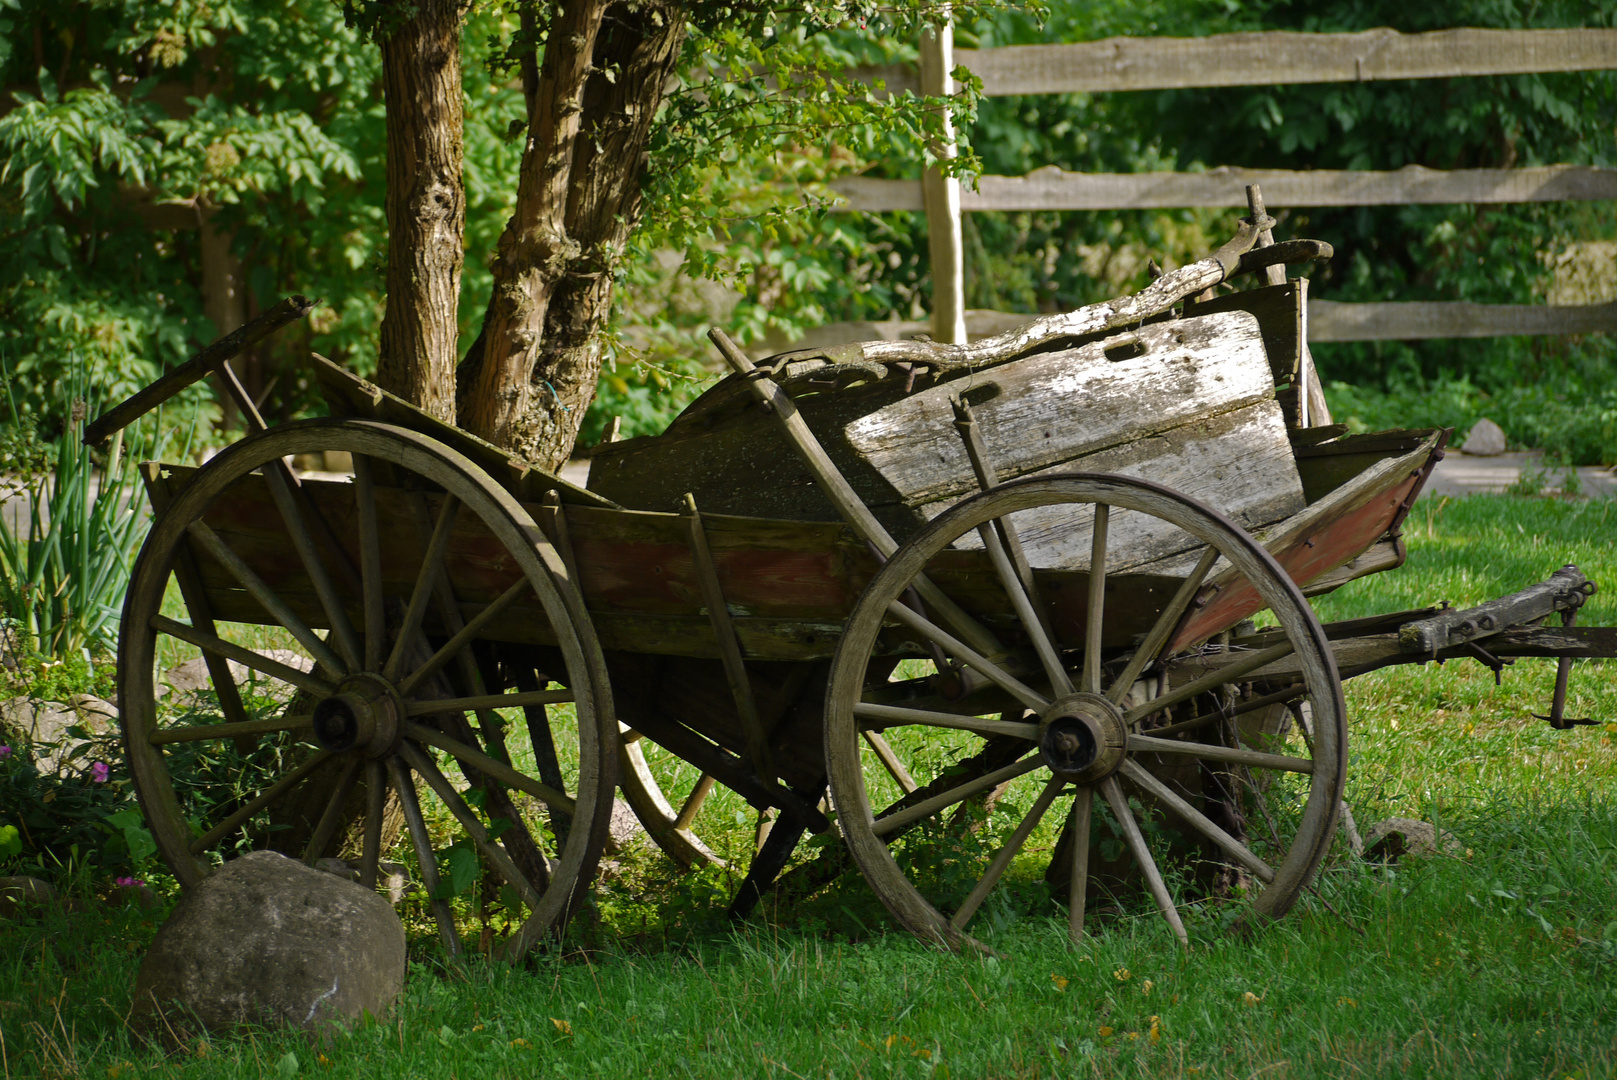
[3,494,1614,1079]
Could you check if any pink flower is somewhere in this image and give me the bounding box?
[90,761,109,783]
[115,876,145,888]
[0,745,10,757]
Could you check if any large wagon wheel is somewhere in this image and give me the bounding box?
[825,474,1346,951]
[119,419,616,959]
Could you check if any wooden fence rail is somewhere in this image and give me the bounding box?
[849,24,1616,346]
[860,26,1617,96]
[766,301,1617,351]
[830,164,1617,212]
[1309,299,1617,341]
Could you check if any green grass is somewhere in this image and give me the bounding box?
[4,494,1616,1079]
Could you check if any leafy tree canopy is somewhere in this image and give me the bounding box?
[1,0,1612,452]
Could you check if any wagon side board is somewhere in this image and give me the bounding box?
[151,424,1443,668]
[1167,430,1445,650]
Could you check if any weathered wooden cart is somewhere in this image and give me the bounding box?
[94,205,1613,958]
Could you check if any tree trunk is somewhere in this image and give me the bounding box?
[377,0,465,424]
[456,0,610,451]
[459,0,686,470]
[519,2,687,470]
[199,207,246,430]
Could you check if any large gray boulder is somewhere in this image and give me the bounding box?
[133,851,406,1039]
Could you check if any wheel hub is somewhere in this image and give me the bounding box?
[1038,692,1127,782]
[311,672,404,758]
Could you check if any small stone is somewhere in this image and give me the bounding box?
[605,798,643,853]
[1461,418,1508,456]
[0,695,117,775]
[132,851,406,1040]
[0,875,56,916]
[1363,817,1462,862]
[312,858,410,904]
[314,857,360,882]
[161,653,313,701]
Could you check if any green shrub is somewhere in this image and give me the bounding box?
[0,362,168,663]
[1324,376,1617,466]
[0,723,151,879]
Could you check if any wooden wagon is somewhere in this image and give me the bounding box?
[93,202,1611,957]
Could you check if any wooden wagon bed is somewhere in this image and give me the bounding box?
[166,349,1444,665]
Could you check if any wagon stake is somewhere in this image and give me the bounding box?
[1533,608,1595,729]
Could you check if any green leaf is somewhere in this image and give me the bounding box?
[0,824,21,859]
[276,1051,299,1078]
[444,842,479,896]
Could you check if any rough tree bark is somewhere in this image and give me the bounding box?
[377,0,466,424]
[458,0,687,470]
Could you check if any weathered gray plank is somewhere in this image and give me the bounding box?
[1183,282,1305,422]
[927,401,1305,572]
[1308,299,1617,340]
[852,28,1617,98]
[830,164,1617,213]
[845,310,1284,506]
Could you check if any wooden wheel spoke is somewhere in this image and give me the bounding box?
[1082,504,1109,695]
[397,577,534,698]
[387,755,462,957]
[353,454,386,673]
[515,667,572,843]
[977,517,1073,697]
[1119,759,1275,884]
[151,614,335,698]
[1148,683,1308,740]
[673,773,718,832]
[262,465,363,672]
[950,775,1065,931]
[1099,775,1188,947]
[884,601,1048,711]
[382,494,461,682]
[404,722,576,816]
[1068,786,1093,942]
[1108,546,1221,704]
[403,688,574,717]
[149,713,313,745]
[1129,732,1315,774]
[855,702,1038,741]
[186,521,348,676]
[398,742,546,911]
[359,759,386,890]
[189,749,334,855]
[1122,640,1296,725]
[302,756,363,865]
[873,756,1043,838]
[861,730,918,794]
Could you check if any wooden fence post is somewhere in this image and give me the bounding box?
[920,16,967,346]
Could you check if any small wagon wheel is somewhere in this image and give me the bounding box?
[824,474,1346,951]
[119,419,616,959]
[618,729,727,868]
